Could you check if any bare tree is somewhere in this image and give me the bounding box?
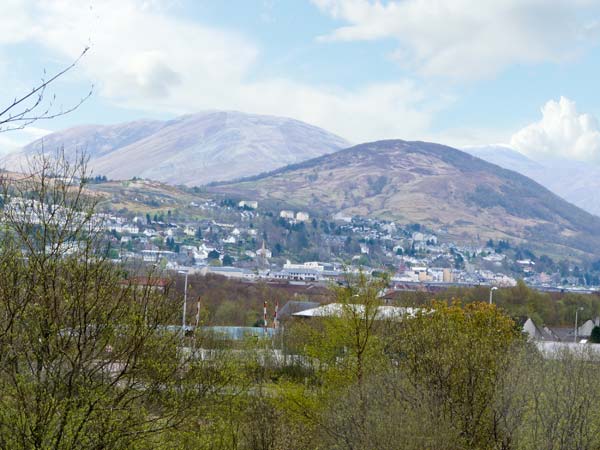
[0,48,93,134]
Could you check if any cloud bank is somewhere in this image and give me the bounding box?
[510,97,600,162]
[312,0,600,79]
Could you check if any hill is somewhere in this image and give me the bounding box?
[3,111,348,186]
[209,139,600,258]
[465,145,600,217]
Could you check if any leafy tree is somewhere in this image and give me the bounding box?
[591,326,600,343]
[207,249,221,260]
[283,272,390,444]
[0,152,225,449]
[222,254,234,266]
[369,301,522,450]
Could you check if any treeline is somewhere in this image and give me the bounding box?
[170,274,600,328]
[392,281,600,326]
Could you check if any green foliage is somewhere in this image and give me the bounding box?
[207,249,220,260]
[591,325,600,343]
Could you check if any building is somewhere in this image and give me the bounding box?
[238,200,258,209]
[280,210,295,219]
[293,303,422,320]
[273,267,321,282]
[201,266,256,280]
[256,241,272,259]
[141,249,177,262]
[296,211,310,222]
[443,268,453,283]
[278,301,320,321]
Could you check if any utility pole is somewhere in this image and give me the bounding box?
[178,270,189,337]
[489,286,498,304]
[575,307,584,343]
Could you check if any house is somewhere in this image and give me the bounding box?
[143,229,157,237]
[183,226,196,236]
[333,212,352,223]
[577,318,600,338]
[121,224,139,234]
[412,232,425,242]
[141,249,176,262]
[280,210,295,219]
[517,317,555,341]
[296,211,310,222]
[238,200,258,209]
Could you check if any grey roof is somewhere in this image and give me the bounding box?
[293,303,423,320]
[278,301,320,320]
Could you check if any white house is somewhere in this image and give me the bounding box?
[296,211,310,222]
[239,200,258,209]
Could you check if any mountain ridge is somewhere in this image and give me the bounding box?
[464,145,600,217]
[3,111,349,186]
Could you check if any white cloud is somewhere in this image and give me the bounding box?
[311,0,600,79]
[510,97,600,162]
[0,0,439,143]
[0,127,52,156]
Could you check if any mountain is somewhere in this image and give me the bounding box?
[464,145,600,217]
[3,111,349,186]
[209,139,600,258]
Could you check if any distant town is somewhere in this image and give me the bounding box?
[10,189,593,294]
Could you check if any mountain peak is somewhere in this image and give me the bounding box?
[209,139,600,258]
[3,111,349,186]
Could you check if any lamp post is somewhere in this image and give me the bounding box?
[178,270,189,337]
[575,306,584,343]
[489,286,498,305]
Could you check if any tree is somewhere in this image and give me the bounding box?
[391,301,523,449]
[0,49,92,133]
[208,250,221,260]
[0,152,226,449]
[222,254,234,266]
[591,326,600,343]
[283,272,390,447]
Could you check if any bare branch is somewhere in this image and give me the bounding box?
[0,47,93,133]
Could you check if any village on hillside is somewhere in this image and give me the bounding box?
[8,187,596,294]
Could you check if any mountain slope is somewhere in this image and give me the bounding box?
[4,111,349,186]
[465,145,600,217]
[210,139,600,258]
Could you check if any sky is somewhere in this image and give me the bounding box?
[1,0,600,163]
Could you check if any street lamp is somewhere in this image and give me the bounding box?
[489,286,498,305]
[178,270,189,336]
[575,306,584,343]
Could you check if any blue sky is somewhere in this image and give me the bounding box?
[1,0,600,162]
